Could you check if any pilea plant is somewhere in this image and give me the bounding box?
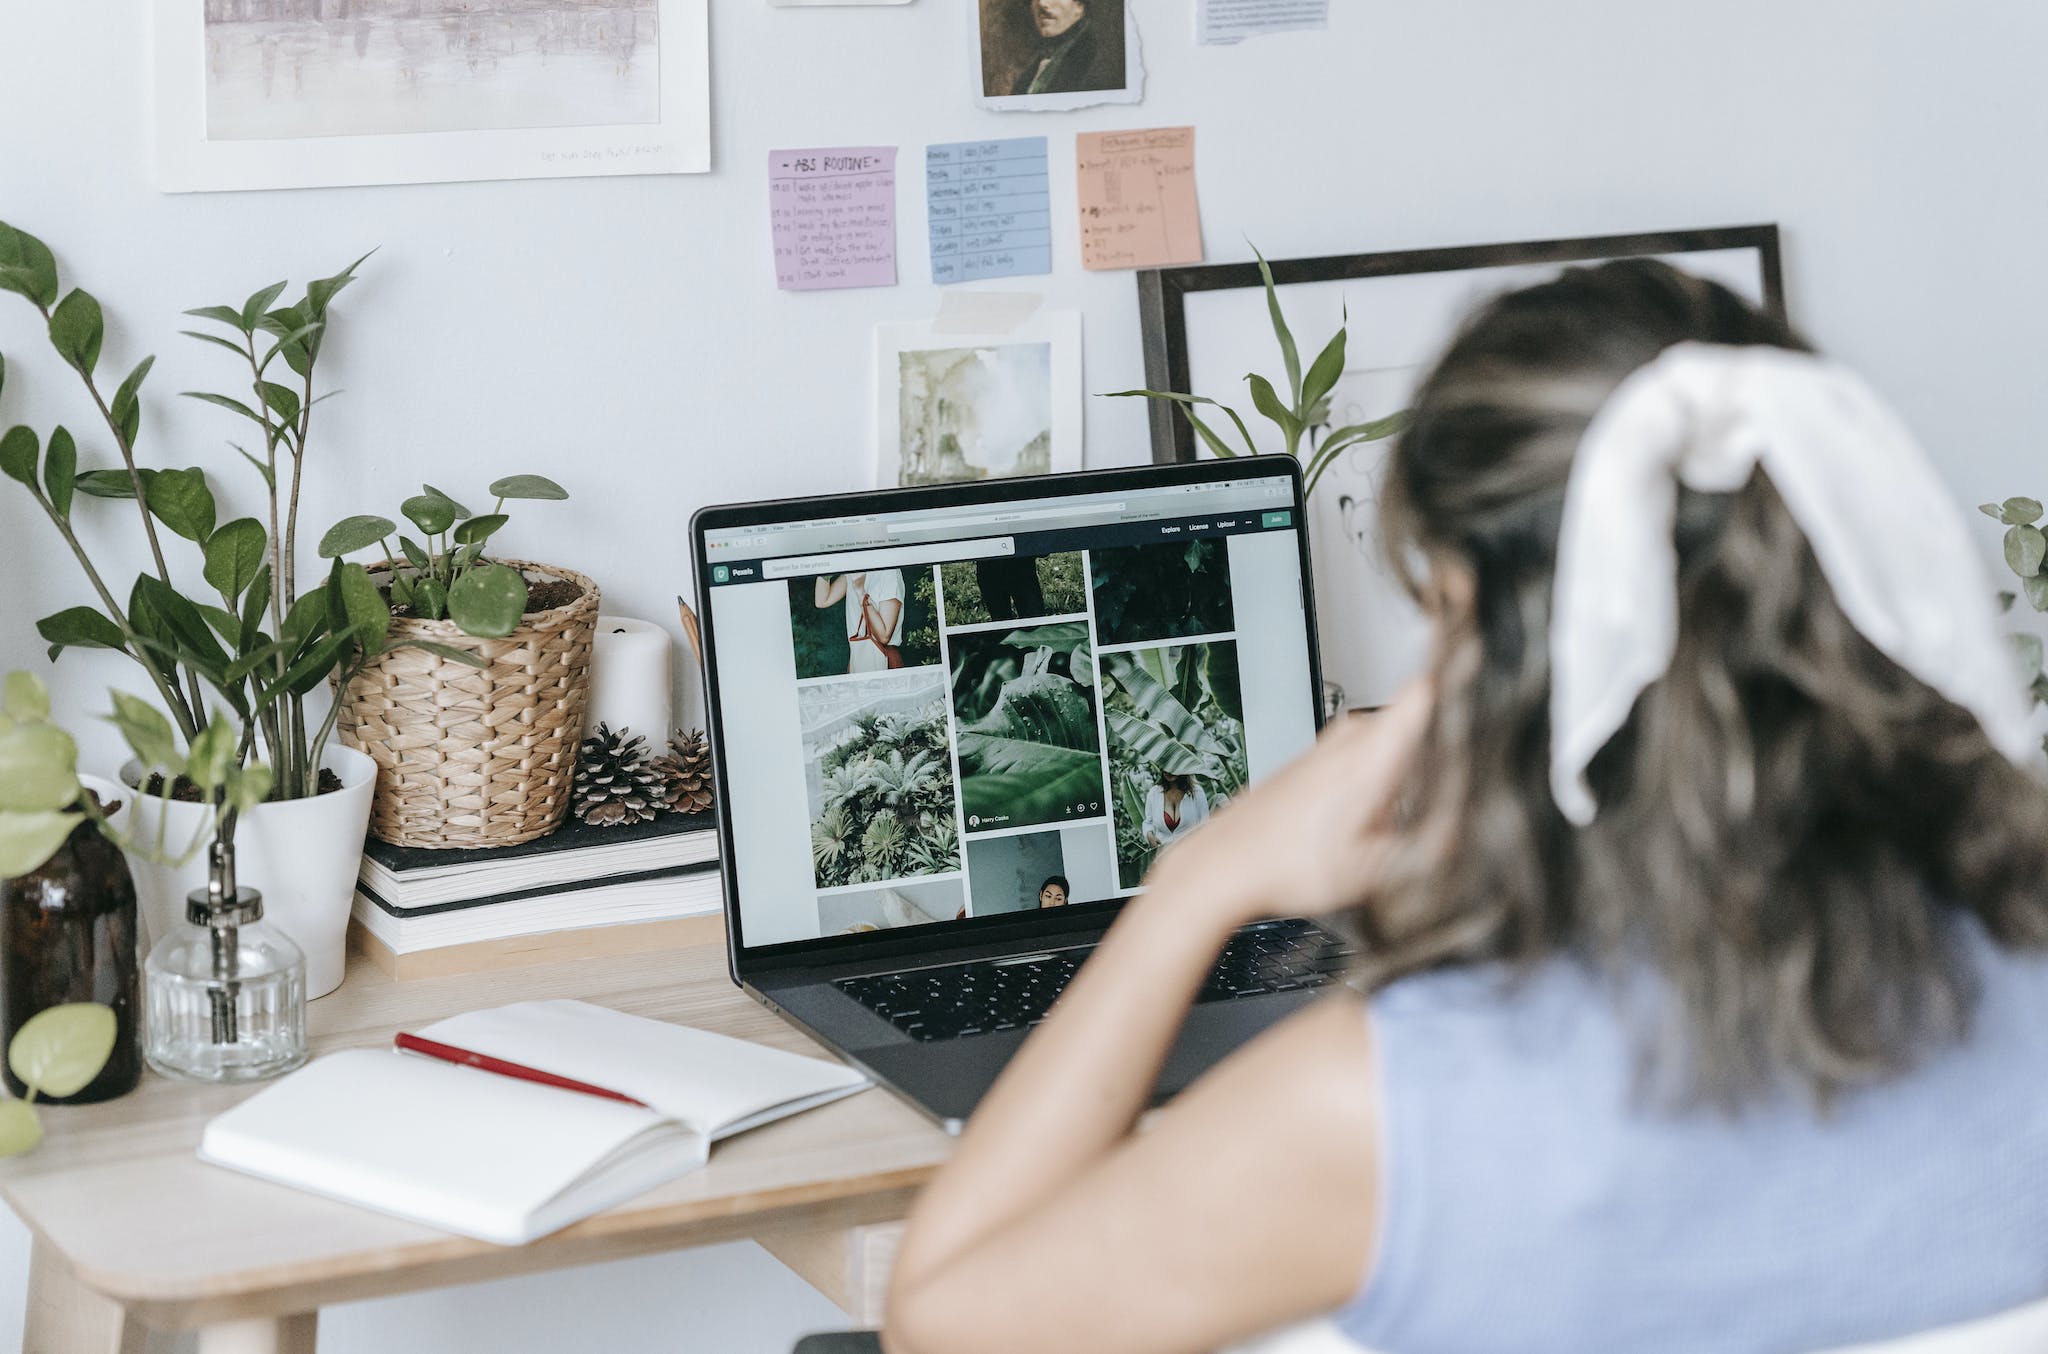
[318,476,571,638]
[0,221,482,816]
[0,1004,120,1157]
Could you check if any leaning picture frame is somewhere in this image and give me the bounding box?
[1133,224,1786,709]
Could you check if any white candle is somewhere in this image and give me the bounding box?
[588,615,673,747]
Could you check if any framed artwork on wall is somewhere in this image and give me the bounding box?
[1133,225,1786,708]
[154,0,712,192]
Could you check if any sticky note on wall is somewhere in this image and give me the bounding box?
[769,147,899,291]
[928,137,1053,285]
[1076,127,1204,271]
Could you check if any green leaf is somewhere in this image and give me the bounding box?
[2005,524,2047,578]
[239,564,271,648]
[318,514,395,560]
[73,467,153,500]
[9,1002,116,1098]
[132,576,230,679]
[223,639,286,686]
[278,587,330,660]
[180,328,249,359]
[145,467,216,544]
[240,281,288,332]
[197,604,241,644]
[0,426,37,486]
[420,484,472,519]
[264,630,350,701]
[333,562,391,653]
[2001,497,2045,527]
[0,723,79,814]
[0,222,60,309]
[257,380,299,424]
[2025,574,2048,613]
[1202,642,1242,723]
[41,426,74,522]
[452,513,507,548]
[1980,502,2003,519]
[999,622,1090,650]
[1252,246,1302,405]
[36,606,125,660]
[183,303,249,332]
[446,562,526,638]
[203,518,269,601]
[1300,318,1347,424]
[110,355,154,448]
[411,576,449,620]
[229,443,275,491]
[185,717,236,791]
[104,690,180,774]
[400,493,455,536]
[306,251,371,318]
[46,289,103,377]
[488,474,569,501]
[181,390,268,429]
[401,640,489,669]
[398,535,432,573]
[0,812,84,880]
[1103,651,1231,759]
[1245,373,1302,442]
[0,1100,42,1158]
[231,762,273,815]
[2,672,49,722]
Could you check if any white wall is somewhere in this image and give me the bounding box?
[3,0,2045,1349]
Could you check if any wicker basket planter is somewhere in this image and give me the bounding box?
[336,560,599,849]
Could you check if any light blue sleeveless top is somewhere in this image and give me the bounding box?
[1334,924,2048,1354]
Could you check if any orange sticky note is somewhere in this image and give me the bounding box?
[1076,127,1204,271]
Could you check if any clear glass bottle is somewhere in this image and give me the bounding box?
[144,840,308,1083]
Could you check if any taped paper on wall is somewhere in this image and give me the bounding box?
[1197,0,1329,43]
[1076,127,1204,271]
[769,147,899,290]
[928,137,1053,285]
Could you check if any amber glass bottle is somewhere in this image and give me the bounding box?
[0,811,142,1103]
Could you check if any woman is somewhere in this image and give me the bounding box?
[1037,875,1070,908]
[882,261,2048,1354]
[816,569,905,673]
[1141,770,1209,850]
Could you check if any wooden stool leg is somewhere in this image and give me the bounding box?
[195,1314,318,1354]
[759,1222,904,1327]
[23,1239,144,1354]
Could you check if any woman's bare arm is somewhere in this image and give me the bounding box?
[816,575,847,608]
[864,595,902,643]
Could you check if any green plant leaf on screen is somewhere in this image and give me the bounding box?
[1000,622,1089,650]
[202,518,268,601]
[0,426,38,486]
[0,1101,42,1158]
[488,474,568,501]
[2004,524,2046,578]
[42,427,75,522]
[1202,643,1242,723]
[1252,246,1301,405]
[318,514,397,560]
[46,289,104,378]
[8,1003,116,1099]
[2,671,49,723]
[145,467,217,544]
[0,222,60,309]
[105,691,180,774]
[1105,707,1215,778]
[0,811,84,880]
[1104,651,1229,759]
[0,724,79,815]
[447,562,526,638]
[2000,497,2043,527]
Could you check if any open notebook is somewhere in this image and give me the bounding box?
[199,1000,870,1245]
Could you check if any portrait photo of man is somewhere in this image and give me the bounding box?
[979,0,1130,102]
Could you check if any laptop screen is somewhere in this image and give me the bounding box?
[699,462,1321,954]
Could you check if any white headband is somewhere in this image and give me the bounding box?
[1549,342,2034,826]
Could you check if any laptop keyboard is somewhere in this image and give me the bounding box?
[834,918,1352,1043]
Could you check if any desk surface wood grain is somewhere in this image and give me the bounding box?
[0,939,949,1329]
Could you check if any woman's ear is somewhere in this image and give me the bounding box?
[1426,556,1476,623]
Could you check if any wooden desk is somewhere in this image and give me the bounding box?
[0,939,949,1353]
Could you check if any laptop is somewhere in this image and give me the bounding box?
[691,456,1346,1131]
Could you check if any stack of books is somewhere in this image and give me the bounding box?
[352,812,721,972]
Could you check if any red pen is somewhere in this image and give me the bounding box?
[394,1032,650,1108]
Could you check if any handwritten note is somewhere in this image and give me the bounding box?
[1075,128,1204,272]
[927,138,1053,286]
[769,147,898,291]
[1197,0,1330,43]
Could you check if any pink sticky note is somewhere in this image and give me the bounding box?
[1076,127,1204,272]
[769,147,900,291]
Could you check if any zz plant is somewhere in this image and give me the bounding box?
[319,475,570,638]
[0,221,482,816]
[1107,247,1409,496]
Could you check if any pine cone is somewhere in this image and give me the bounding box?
[651,727,715,816]
[572,722,663,828]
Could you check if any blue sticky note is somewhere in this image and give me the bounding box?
[927,137,1054,285]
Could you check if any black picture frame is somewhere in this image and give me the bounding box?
[1134,224,1786,465]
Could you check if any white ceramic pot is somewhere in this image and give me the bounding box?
[107,745,375,1000]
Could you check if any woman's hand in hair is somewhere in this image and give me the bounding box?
[1144,681,1433,934]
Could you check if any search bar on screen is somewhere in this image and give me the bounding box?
[887,503,1126,534]
[763,536,1016,579]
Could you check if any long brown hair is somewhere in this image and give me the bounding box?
[1352,259,2048,1108]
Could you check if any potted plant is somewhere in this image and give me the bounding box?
[0,220,479,996]
[320,477,596,848]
